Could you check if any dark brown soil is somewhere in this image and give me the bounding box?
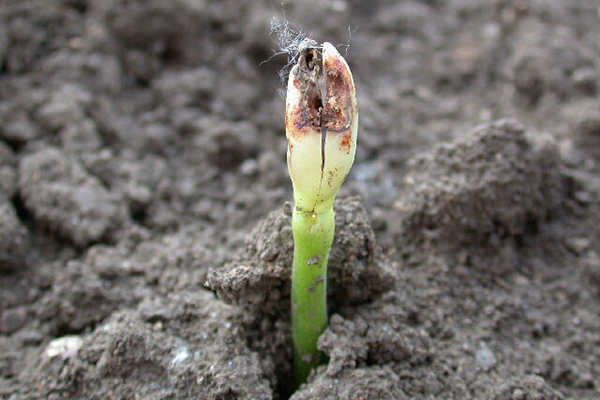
[1,1,599,399]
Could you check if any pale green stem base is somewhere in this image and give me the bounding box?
[291,204,335,388]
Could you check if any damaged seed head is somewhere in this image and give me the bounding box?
[285,40,358,212]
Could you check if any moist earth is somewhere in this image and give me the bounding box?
[1,1,599,399]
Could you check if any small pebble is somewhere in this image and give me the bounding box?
[566,237,590,255]
[240,159,258,176]
[44,336,83,360]
[512,388,525,400]
[171,346,190,367]
[476,342,497,372]
[574,190,593,204]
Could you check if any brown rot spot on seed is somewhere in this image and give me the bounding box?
[288,45,323,138]
[288,42,354,140]
[322,57,354,134]
[289,86,322,136]
[340,132,353,154]
[291,106,309,132]
[326,167,340,187]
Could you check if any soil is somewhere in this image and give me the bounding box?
[0,1,599,399]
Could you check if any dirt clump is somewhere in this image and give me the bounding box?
[395,119,564,274]
[318,312,432,376]
[22,306,272,400]
[290,366,408,400]
[105,0,200,83]
[207,197,396,314]
[492,375,565,400]
[37,260,130,334]
[18,148,129,247]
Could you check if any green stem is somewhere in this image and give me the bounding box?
[291,203,334,388]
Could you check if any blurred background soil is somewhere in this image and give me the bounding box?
[0,0,599,399]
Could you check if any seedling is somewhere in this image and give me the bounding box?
[285,39,358,387]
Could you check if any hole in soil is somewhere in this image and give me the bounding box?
[241,315,295,399]
[133,75,152,88]
[11,193,31,226]
[276,377,294,400]
[524,214,540,235]
[157,39,185,68]
[64,0,88,14]
[53,324,85,337]
[129,203,149,226]
[52,320,96,338]
[1,136,25,153]
[161,45,181,66]
[407,310,421,326]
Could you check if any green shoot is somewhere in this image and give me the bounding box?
[285,40,358,387]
